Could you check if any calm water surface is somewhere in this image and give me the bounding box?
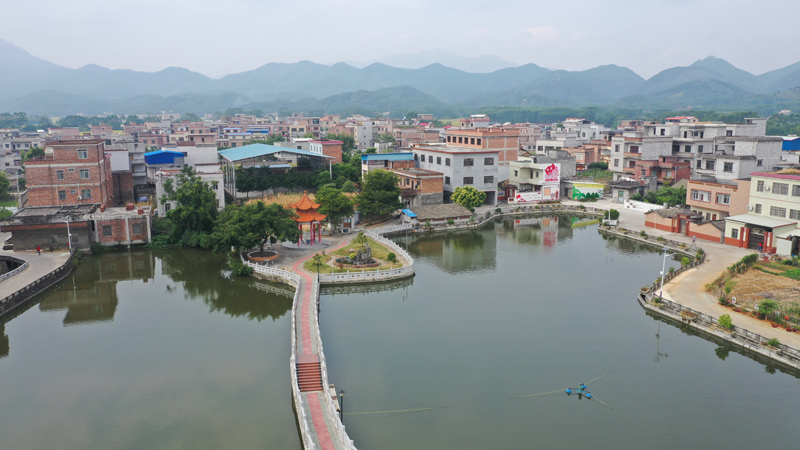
[0,249,301,450]
[321,216,800,450]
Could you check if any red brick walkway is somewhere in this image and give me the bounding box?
[290,239,350,450]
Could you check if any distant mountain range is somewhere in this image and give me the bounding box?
[2,38,800,117]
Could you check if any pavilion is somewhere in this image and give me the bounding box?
[290,192,327,245]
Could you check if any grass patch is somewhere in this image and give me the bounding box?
[571,219,600,229]
[0,199,17,207]
[303,238,403,274]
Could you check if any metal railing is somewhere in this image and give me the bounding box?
[0,256,28,283]
[0,249,77,319]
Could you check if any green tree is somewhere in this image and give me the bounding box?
[326,133,355,153]
[377,132,396,144]
[354,231,368,248]
[21,146,45,164]
[356,169,402,218]
[0,172,10,199]
[718,314,733,330]
[451,186,487,209]
[316,186,354,231]
[212,201,299,254]
[181,112,200,122]
[161,167,218,247]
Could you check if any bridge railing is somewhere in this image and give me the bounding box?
[0,249,76,319]
[0,256,28,283]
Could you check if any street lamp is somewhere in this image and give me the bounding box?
[659,246,670,300]
[339,389,345,419]
[64,218,72,251]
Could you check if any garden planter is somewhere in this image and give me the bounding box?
[247,250,279,262]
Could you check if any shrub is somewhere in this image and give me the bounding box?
[681,256,691,266]
[228,254,254,276]
[656,236,664,242]
[147,235,175,248]
[668,266,675,274]
[495,207,502,213]
[758,299,779,316]
[639,230,647,237]
[767,338,780,347]
[724,280,736,295]
[608,209,620,220]
[387,252,397,263]
[424,220,432,229]
[718,314,733,330]
[447,219,455,225]
[741,254,759,266]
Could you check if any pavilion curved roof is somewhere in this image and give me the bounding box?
[290,192,320,211]
[296,211,327,223]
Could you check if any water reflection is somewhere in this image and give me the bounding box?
[0,323,8,358]
[156,249,294,322]
[321,277,414,297]
[407,229,496,274]
[37,251,156,326]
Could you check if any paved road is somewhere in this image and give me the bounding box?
[1,243,70,297]
[555,200,800,348]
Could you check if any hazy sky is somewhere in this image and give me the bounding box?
[3,0,798,78]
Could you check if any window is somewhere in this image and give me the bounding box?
[444,176,450,185]
[726,130,733,136]
[470,138,476,145]
[445,158,450,166]
[770,206,787,218]
[773,183,789,195]
[81,189,91,199]
[723,162,733,172]
[56,170,64,180]
[791,210,800,220]
[514,170,518,177]
[614,144,620,153]
[484,157,494,165]
[731,229,738,239]
[696,160,702,169]
[428,155,433,163]
[757,159,763,167]
[716,193,730,205]
[755,204,762,214]
[660,129,665,136]
[132,223,142,234]
[698,145,704,153]
[58,190,66,200]
[463,158,474,166]
[102,226,112,237]
[414,154,418,161]
[476,139,482,145]
[691,190,711,202]
[613,159,619,167]
[484,176,494,184]
[436,157,441,165]
[793,185,800,197]
[684,145,691,152]
[78,149,88,159]
[463,177,473,185]
[757,180,764,192]
[705,160,715,170]
[80,169,89,179]
[165,203,171,212]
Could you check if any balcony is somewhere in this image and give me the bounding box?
[622,167,636,173]
[623,152,642,158]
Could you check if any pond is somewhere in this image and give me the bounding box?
[320,216,800,450]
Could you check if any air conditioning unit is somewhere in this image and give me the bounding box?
[747,205,753,211]
[765,186,771,191]
[77,196,82,200]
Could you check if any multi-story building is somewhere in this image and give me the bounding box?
[507,158,561,203]
[724,171,800,254]
[411,143,500,205]
[686,178,751,222]
[634,156,691,184]
[309,140,343,164]
[24,139,113,208]
[360,153,415,176]
[390,167,444,207]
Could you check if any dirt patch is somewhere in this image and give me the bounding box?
[727,263,800,311]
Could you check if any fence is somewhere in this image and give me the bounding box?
[242,256,356,450]
[639,292,800,369]
[0,256,28,283]
[609,225,800,370]
[0,250,77,319]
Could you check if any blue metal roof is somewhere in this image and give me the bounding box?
[361,152,414,162]
[401,209,417,218]
[144,150,184,157]
[218,143,333,162]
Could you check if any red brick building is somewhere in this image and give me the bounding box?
[391,167,444,207]
[310,140,343,164]
[634,156,691,184]
[445,128,520,163]
[24,139,113,208]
